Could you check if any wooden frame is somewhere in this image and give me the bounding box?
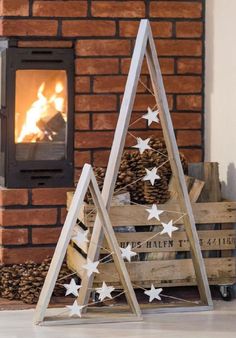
[34,164,142,326]
[77,19,213,312]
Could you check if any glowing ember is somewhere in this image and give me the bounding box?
[16,81,66,143]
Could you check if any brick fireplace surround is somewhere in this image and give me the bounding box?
[0,0,204,264]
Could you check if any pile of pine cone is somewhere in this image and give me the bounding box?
[0,258,72,304]
[92,136,187,205]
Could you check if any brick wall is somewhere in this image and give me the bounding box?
[0,0,205,263]
[0,187,73,263]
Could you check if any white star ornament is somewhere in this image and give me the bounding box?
[73,229,89,247]
[133,137,151,154]
[63,278,81,297]
[120,244,137,262]
[142,107,159,126]
[96,282,115,302]
[82,258,100,277]
[144,284,163,302]
[143,167,160,185]
[160,220,178,238]
[66,300,84,317]
[145,204,164,221]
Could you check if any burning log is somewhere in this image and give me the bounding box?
[36,112,66,142]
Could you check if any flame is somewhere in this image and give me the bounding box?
[16,81,65,143]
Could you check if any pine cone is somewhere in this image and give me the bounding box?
[0,258,73,304]
[144,173,170,204]
[90,136,187,205]
[0,263,27,300]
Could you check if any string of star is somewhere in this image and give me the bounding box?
[58,78,192,318]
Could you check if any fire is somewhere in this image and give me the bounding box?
[16,81,65,143]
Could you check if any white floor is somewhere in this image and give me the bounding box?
[0,300,235,338]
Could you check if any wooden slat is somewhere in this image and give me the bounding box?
[68,247,235,286]
[169,176,205,203]
[82,202,236,227]
[67,244,86,277]
[70,229,236,254]
[101,230,236,253]
[188,162,221,202]
[72,224,89,254]
[189,162,222,258]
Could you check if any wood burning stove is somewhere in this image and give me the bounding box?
[0,44,74,188]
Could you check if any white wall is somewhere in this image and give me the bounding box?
[205,0,236,200]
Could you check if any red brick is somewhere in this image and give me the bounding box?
[18,40,73,48]
[171,112,202,129]
[93,75,147,93]
[150,2,202,18]
[75,95,117,111]
[129,112,148,129]
[92,1,145,18]
[0,209,57,226]
[133,94,155,111]
[75,113,90,130]
[121,57,174,75]
[93,150,110,167]
[74,151,91,167]
[132,94,173,111]
[0,229,28,245]
[163,75,202,93]
[62,20,115,37]
[32,188,73,206]
[119,21,172,38]
[0,0,29,16]
[155,39,202,56]
[0,247,55,264]
[33,1,87,17]
[0,188,28,206]
[93,113,118,130]
[176,22,203,38]
[93,112,146,130]
[159,59,175,75]
[177,95,202,110]
[76,40,131,56]
[177,130,202,146]
[93,76,126,94]
[0,19,58,36]
[60,207,67,224]
[75,77,90,93]
[177,58,202,74]
[121,57,149,75]
[180,148,203,162]
[74,168,82,182]
[74,131,115,149]
[32,227,62,244]
[76,58,119,75]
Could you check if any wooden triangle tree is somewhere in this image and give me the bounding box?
[77,19,213,311]
[34,164,142,325]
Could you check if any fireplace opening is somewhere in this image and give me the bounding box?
[15,69,68,160]
[0,46,74,188]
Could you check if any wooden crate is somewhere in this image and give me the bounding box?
[67,201,236,288]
